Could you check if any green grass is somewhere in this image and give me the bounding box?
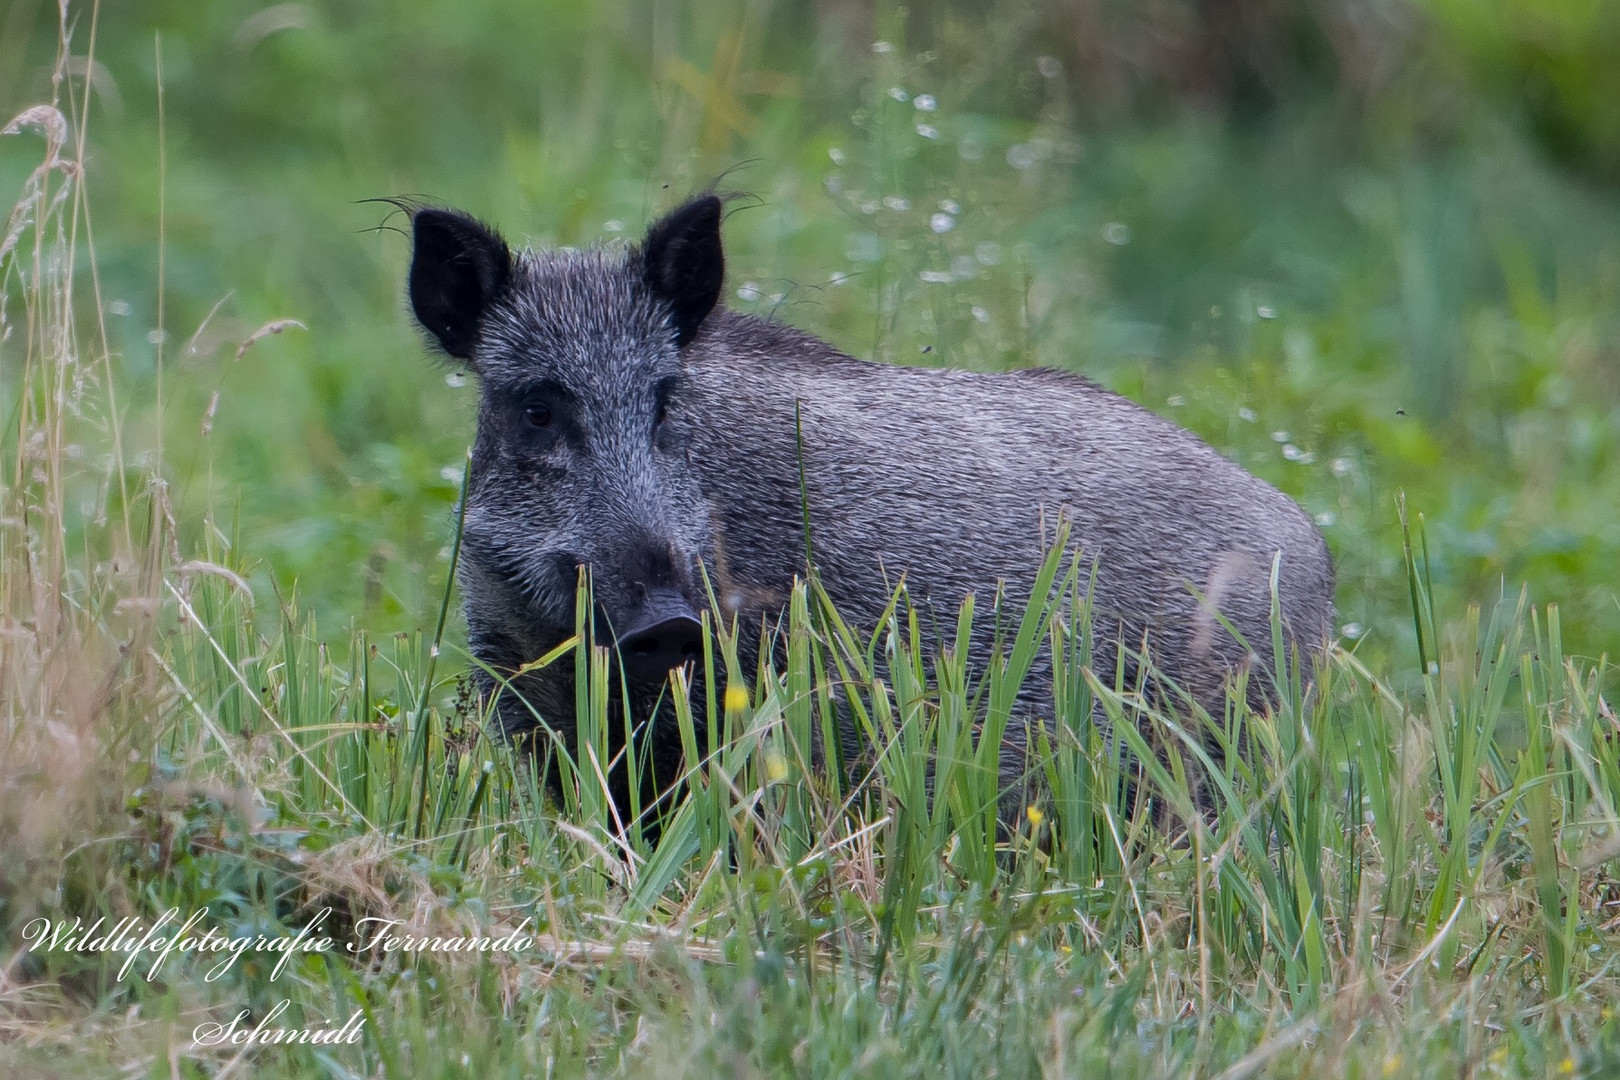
[4,1,1620,1076]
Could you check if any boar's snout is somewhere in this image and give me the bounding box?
[613,589,703,683]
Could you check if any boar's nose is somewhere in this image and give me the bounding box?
[614,591,704,683]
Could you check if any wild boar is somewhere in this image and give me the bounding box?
[405,194,1334,826]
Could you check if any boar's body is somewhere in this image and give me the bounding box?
[687,313,1331,684]
[407,195,1334,827]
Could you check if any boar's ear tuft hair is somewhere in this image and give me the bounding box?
[409,208,512,361]
[642,194,724,347]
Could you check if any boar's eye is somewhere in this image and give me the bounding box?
[652,378,677,431]
[510,385,568,441]
[523,402,553,429]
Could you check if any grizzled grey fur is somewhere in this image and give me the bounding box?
[405,194,1334,827]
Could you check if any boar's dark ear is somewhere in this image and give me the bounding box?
[643,194,724,347]
[409,208,512,361]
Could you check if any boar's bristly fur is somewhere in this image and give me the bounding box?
[405,194,1335,829]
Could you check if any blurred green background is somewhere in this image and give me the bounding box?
[2,0,1617,675]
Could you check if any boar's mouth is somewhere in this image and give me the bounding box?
[609,589,703,684]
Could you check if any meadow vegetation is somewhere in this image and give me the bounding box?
[2,1,1619,1076]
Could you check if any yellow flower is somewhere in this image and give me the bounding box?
[765,751,789,783]
[1025,805,1045,827]
[723,685,749,713]
[1382,1055,1402,1078]
[1559,1058,1575,1075]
